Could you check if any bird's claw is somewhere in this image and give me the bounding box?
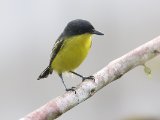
[82,75,95,82]
[66,87,77,94]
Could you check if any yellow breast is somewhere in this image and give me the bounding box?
[51,33,92,73]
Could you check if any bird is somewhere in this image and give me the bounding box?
[37,19,104,92]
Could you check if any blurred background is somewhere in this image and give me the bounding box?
[1,0,160,120]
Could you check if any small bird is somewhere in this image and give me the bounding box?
[37,19,104,91]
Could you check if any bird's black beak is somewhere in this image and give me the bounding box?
[91,29,104,35]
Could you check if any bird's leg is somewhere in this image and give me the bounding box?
[58,73,76,93]
[69,71,95,82]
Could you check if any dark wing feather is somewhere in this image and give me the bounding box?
[37,33,65,80]
[49,33,65,67]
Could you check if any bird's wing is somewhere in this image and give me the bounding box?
[49,33,65,67]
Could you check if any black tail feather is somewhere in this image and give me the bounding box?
[37,66,50,80]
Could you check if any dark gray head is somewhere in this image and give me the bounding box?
[63,19,104,36]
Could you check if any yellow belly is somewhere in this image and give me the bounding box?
[51,33,92,73]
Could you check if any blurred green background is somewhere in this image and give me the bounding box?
[1,0,160,120]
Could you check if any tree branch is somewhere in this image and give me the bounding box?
[20,36,160,120]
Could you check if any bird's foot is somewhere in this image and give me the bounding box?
[66,87,77,94]
[82,75,95,82]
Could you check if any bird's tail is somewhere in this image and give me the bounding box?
[37,66,51,80]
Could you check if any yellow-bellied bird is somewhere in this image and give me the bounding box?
[37,19,104,91]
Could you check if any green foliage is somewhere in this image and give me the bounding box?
[143,64,152,79]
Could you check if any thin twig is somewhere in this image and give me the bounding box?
[20,36,160,120]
